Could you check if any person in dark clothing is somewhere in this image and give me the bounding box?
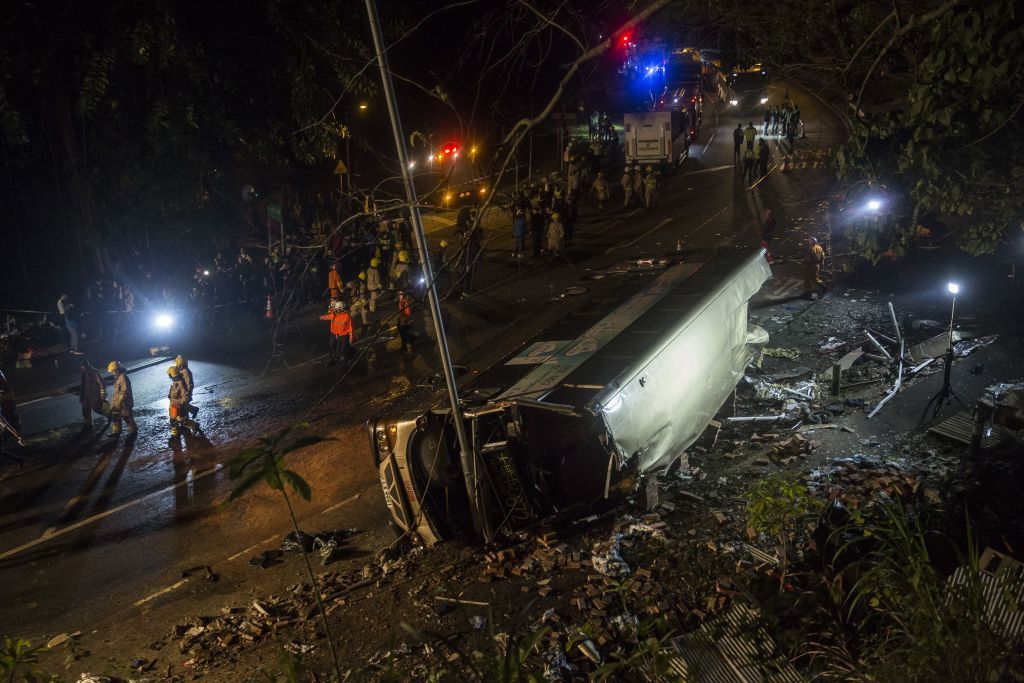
[732,124,743,163]
[757,139,770,177]
[743,148,756,184]
[762,107,771,135]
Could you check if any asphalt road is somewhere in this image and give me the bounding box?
[0,81,844,646]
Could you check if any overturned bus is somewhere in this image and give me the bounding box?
[368,249,772,544]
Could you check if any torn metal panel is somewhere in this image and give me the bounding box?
[907,331,970,363]
[868,339,904,419]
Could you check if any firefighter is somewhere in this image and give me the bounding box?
[175,355,198,419]
[350,272,369,326]
[546,211,565,258]
[367,257,383,313]
[621,167,634,208]
[107,361,137,435]
[592,172,609,212]
[802,236,826,299]
[167,366,189,437]
[327,262,342,301]
[743,147,756,184]
[396,290,414,353]
[319,300,355,365]
[643,167,659,208]
[743,122,757,151]
[79,359,108,431]
[391,249,411,291]
[632,165,645,206]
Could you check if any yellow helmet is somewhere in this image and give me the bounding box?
[398,250,409,263]
[370,257,380,267]
[439,240,448,248]
[107,361,120,373]
[167,366,179,378]
[358,271,367,281]
[551,212,560,220]
[174,355,187,368]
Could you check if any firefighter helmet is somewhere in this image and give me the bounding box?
[398,250,410,263]
[370,257,380,267]
[107,361,120,374]
[174,355,187,368]
[358,271,366,281]
[167,366,179,378]
[551,212,561,220]
[330,300,345,311]
[439,240,448,248]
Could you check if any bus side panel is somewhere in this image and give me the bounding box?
[596,252,772,473]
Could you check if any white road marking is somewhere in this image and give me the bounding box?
[0,464,224,562]
[688,164,733,176]
[16,396,52,407]
[702,131,716,155]
[606,217,672,253]
[595,219,622,235]
[134,578,189,607]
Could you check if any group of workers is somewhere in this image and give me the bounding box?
[76,355,198,439]
[620,166,661,209]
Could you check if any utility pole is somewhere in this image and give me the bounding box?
[364,0,489,540]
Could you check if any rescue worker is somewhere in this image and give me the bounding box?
[757,138,771,177]
[644,167,659,208]
[512,209,526,259]
[744,122,757,151]
[743,148,756,184]
[621,167,634,208]
[732,124,743,163]
[431,240,449,291]
[802,237,826,299]
[366,257,383,313]
[319,300,355,365]
[392,249,411,291]
[107,361,137,435]
[79,359,107,431]
[350,273,369,326]
[546,212,566,259]
[175,355,198,420]
[167,366,189,437]
[58,294,80,354]
[632,165,645,207]
[396,290,414,353]
[592,172,609,212]
[327,262,342,301]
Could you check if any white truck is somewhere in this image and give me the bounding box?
[623,110,689,171]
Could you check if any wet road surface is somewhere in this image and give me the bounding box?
[0,80,844,642]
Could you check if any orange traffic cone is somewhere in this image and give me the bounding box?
[264,294,274,319]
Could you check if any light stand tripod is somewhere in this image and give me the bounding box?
[923,285,968,422]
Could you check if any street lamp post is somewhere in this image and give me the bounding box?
[364,0,489,540]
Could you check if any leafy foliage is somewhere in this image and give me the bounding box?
[747,475,825,584]
[834,1,1024,257]
[0,637,54,682]
[804,504,1024,681]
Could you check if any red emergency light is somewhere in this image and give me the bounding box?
[441,142,460,156]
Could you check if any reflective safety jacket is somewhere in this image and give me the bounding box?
[328,269,342,295]
[168,378,188,407]
[320,310,354,338]
[112,372,133,410]
[180,366,194,399]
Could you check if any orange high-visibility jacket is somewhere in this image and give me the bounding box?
[320,311,353,338]
[328,269,342,295]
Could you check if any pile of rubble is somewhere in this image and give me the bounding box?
[808,456,921,508]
